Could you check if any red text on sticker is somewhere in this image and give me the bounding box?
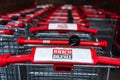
[53,49,72,55]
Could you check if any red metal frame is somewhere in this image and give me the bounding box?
[17,37,107,48]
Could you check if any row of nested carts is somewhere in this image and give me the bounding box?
[0,4,119,80]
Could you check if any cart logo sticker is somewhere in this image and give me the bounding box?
[49,23,77,30]
[57,24,67,29]
[34,48,93,63]
[52,49,72,60]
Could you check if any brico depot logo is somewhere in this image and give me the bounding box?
[52,49,72,60]
[57,24,67,29]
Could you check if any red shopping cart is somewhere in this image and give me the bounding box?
[12,21,112,80]
[0,47,119,80]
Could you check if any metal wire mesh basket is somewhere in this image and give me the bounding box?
[0,21,28,80]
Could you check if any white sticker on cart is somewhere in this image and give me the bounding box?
[34,48,93,63]
[48,23,77,30]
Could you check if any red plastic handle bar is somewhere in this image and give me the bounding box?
[0,51,120,67]
[43,17,85,21]
[0,29,14,35]
[18,37,107,48]
[18,18,32,23]
[36,22,90,28]
[26,14,38,19]
[6,23,25,28]
[97,56,120,66]
[42,18,86,22]
[48,16,76,19]
[111,15,120,19]
[0,17,11,21]
[0,54,31,67]
[30,26,97,35]
[52,13,81,16]
[36,22,49,25]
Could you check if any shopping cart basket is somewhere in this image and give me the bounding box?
[0,26,23,80]
[0,15,32,80]
[0,18,29,54]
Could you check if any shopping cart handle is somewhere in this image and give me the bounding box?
[80,40,108,48]
[30,26,97,35]
[111,15,120,19]
[0,54,31,67]
[97,56,120,66]
[18,18,32,23]
[6,22,25,28]
[17,37,107,48]
[26,14,38,18]
[0,54,10,67]
[77,23,90,28]
[36,22,49,25]
[0,17,11,21]
[36,22,90,28]
[0,29,14,35]
[0,48,120,67]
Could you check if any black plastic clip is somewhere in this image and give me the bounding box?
[69,35,80,46]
